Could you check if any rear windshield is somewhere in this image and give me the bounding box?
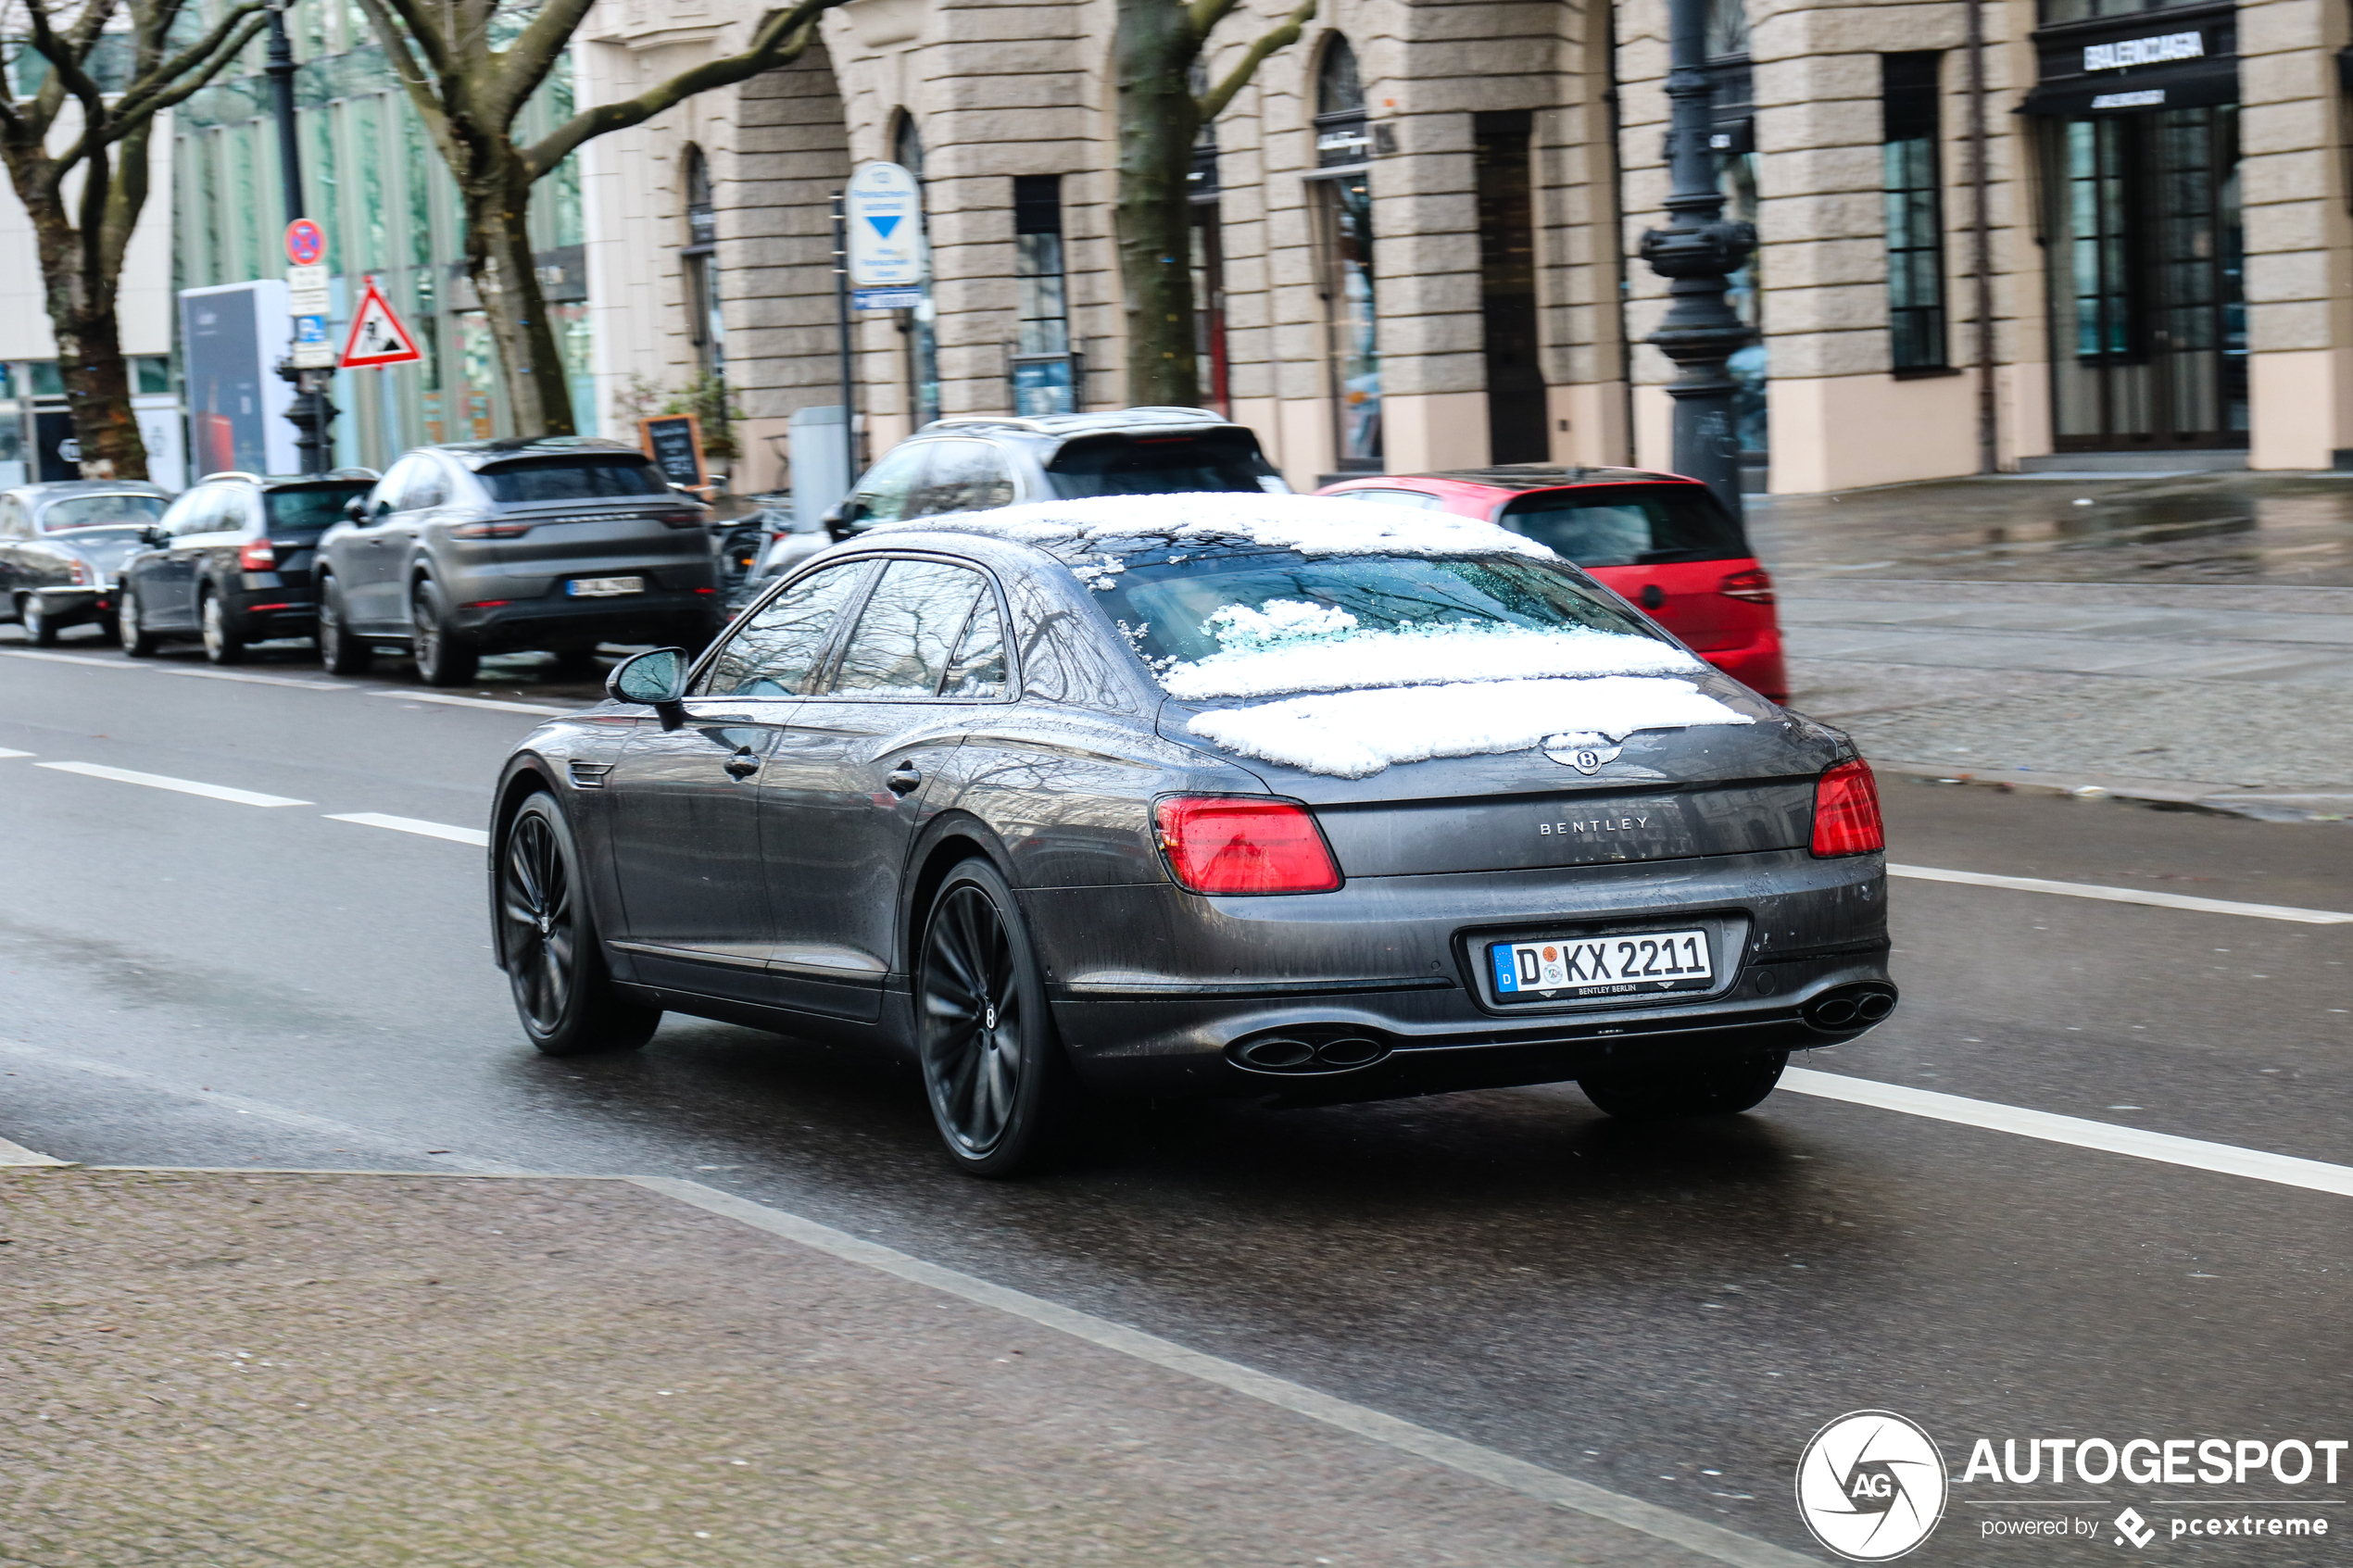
[41,494,166,532]
[1045,433,1279,499]
[1497,484,1747,567]
[1084,547,1684,699]
[477,455,669,503]
[266,483,373,533]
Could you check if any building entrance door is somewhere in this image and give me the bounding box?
[2047,105,2246,451]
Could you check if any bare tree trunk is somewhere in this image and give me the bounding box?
[1114,0,1202,408]
[460,158,574,436]
[25,169,145,478]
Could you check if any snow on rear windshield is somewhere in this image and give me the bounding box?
[1087,548,1700,700]
[866,490,1551,562]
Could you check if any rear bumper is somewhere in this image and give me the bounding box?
[1028,847,1890,1100]
[30,585,110,625]
[448,588,722,650]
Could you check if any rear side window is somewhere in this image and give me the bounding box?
[699,560,870,696]
[1497,484,1748,567]
[826,559,993,698]
[477,455,667,503]
[1044,432,1277,498]
[266,483,373,533]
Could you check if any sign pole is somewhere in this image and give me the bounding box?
[833,190,858,485]
[265,0,334,476]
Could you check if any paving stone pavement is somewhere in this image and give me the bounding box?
[0,1168,1724,1568]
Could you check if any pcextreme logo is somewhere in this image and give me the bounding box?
[1796,1411,1950,1561]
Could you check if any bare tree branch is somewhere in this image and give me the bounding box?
[351,0,461,162]
[1196,0,1315,123]
[517,0,847,179]
[1186,0,1240,44]
[482,0,598,126]
[112,1,267,127]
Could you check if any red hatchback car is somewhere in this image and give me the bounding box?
[1316,465,1787,702]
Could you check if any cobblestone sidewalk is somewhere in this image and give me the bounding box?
[0,1167,1727,1568]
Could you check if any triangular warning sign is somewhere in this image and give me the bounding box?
[339,277,423,369]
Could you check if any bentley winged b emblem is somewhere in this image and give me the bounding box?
[1541,731,1624,774]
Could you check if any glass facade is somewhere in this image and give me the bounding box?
[171,24,590,471]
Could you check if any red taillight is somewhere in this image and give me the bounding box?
[238,539,277,570]
[68,559,93,585]
[661,512,709,530]
[463,599,512,609]
[1154,796,1341,895]
[1810,759,1884,857]
[450,521,535,539]
[1719,567,1775,604]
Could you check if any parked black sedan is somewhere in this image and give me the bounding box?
[0,481,172,644]
[118,470,378,662]
[487,494,1895,1175]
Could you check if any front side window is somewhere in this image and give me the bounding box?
[826,558,995,698]
[699,560,873,697]
[170,488,231,536]
[477,456,668,503]
[908,440,1015,515]
[846,442,932,525]
[39,493,166,531]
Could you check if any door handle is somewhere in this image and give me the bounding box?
[886,761,923,796]
[724,748,761,780]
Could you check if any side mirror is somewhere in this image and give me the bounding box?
[607,646,689,729]
[344,496,368,522]
[373,498,394,520]
[824,501,854,542]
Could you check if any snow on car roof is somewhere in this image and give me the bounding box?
[868,491,1555,563]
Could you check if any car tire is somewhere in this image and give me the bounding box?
[199,588,247,665]
[496,791,661,1057]
[1578,1049,1789,1122]
[118,584,157,658]
[19,595,57,647]
[412,579,476,687]
[316,575,371,675]
[914,858,1076,1177]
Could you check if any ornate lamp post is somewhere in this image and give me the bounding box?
[265,0,335,475]
[1638,0,1755,518]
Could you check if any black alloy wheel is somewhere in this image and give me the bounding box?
[915,859,1074,1177]
[497,792,661,1056]
[18,595,57,647]
[1578,1049,1789,1122]
[199,589,247,665]
[412,578,477,687]
[316,575,371,675]
[117,583,157,657]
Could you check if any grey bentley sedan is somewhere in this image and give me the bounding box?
[487,494,1894,1175]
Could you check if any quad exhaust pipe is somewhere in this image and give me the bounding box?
[1231,1033,1390,1074]
[1803,984,1898,1032]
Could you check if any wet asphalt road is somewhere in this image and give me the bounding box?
[3,631,2349,1566]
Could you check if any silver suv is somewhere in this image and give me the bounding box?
[315,437,717,685]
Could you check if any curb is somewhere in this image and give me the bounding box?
[1871,759,2353,823]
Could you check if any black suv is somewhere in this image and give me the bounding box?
[118,470,378,663]
[829,407,1286,533]
[314,437,718,685]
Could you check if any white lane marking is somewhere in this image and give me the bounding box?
[34,759,312,808]
[1783,1069,2353,1199]
[326,811,490,847]
[161,668,353,691]
[0,1035,534,1175]
[0,1135,69,1167]
[1890,863,2353,925]
[0,747,32,759]
[0,647,140,668]
[636,1176,1817,1568]
[367,689,582,717]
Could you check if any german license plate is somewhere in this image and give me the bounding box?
[567,576,644,597]
[1488,929,1713,1003]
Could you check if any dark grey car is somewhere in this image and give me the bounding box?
[315,437,719,685]
[118,471,378,662]
[487,495,1894,1175]
[0,482,171,644]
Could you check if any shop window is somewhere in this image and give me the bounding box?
[132,358,171,395]
[1312,38,1379,470]
[1011,176,1077,416]
[1882,53,1949,371]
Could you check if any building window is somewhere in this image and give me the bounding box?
[1312,38,1379,469]
[1474,110,1544,463]
[1190,64,1228,414]
[682,145,724,383]
[1881,53,1948,371]
[894,115,940,429]
[1011,175,1077,416]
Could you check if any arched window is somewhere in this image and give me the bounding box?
[1310,37,1378,467]
[681,145,723,382]
[891,114,939,427]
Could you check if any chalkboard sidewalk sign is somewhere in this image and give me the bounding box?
[639,413,709,495]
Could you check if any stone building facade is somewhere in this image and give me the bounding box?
[572,0,2347,495]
